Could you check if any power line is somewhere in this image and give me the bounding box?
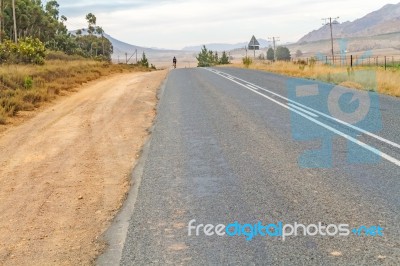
[322,17,339,64]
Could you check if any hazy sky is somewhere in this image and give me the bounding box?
[56,0,395,50]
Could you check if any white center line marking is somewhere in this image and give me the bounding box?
[205,68,400,167]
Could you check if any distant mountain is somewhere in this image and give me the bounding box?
[182,38,270,52]
[70,29,173,54]
[69,29,187,63]
[298,3,400,43]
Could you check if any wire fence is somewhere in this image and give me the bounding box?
[294,55,400,69]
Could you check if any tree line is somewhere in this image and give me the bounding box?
[267,46,291,61]
[0,0,113,64]
[196,45,230,67]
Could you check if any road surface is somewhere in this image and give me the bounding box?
[102,67,400,265]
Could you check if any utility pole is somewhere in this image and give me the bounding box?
[253,38,256,59]
[268,37,280,61]
[322,17,339,64]
[12,0,17,43]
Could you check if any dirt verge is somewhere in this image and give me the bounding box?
[0,69,168,265]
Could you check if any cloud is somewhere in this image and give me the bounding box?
[57,0,391,49]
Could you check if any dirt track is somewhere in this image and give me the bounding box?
[0,70,167,265]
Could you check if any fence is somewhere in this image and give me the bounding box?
[295,55,400,69]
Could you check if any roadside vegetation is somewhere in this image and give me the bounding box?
[236,61,400,97]
[0,1,113,61]
[236,45,400,97]
[0,55,152,124]
[196,45,230,67]
[0,1,157,125]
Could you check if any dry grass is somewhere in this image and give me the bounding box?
[0,59,150,124]
[230,61,400,97]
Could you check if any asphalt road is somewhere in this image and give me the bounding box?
[110,67,399,265]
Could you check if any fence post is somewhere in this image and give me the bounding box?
[385,56,387,70]
[351,55,353,68]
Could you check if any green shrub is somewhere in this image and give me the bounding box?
[18,38,46,65]
[0,38,46,65]
[196,45,217,67]
[24,76,33,89]
[219,51,230,65]
[139,52,149,68]
[242,56,253,68]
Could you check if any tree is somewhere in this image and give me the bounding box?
[276,46,291,61]
[196,45,215,67]
[0,2,113,62]
[139,52,149,68]
[267,47,274,61]
[46,0,60,20]
[86,13,96,35]
[296,49,303,57]
[95,26,104,36]
[219,51,230,64]
[214,51,219,63]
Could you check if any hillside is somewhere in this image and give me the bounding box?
[70,30,194,66]
[298,2,400,43]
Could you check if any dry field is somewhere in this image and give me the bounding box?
[230,61,400,97]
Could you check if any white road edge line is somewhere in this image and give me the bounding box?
[208,68,400,150]
[205,68,400,167]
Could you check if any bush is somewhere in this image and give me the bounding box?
[0,38,46,65]
[0,41,18,63]
[267,48,274,61]
[139,52,149,68]
[18,38,46,65]
[0,97,22,116]
[276,46,291,61]
[219,51,230,65]
[24,76,33,89]
[242,56,253,68]
[196,46,216,67]
[23,91,44,105]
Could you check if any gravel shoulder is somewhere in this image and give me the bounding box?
[0,69,167,265]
